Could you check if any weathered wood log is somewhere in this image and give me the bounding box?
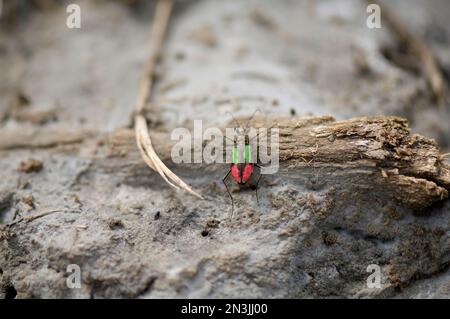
[0,127,93,150]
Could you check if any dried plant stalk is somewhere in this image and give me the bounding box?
[134,0,203,199]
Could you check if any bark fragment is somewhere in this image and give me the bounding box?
[109,115,450,210]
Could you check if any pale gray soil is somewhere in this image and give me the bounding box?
[0,0,449,298]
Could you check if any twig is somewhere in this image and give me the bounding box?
[373,0,447,104]
[133,0,203,199]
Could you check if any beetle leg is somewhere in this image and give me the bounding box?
[222,169,234,218]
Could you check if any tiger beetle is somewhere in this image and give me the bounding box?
[222,111,269,216]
